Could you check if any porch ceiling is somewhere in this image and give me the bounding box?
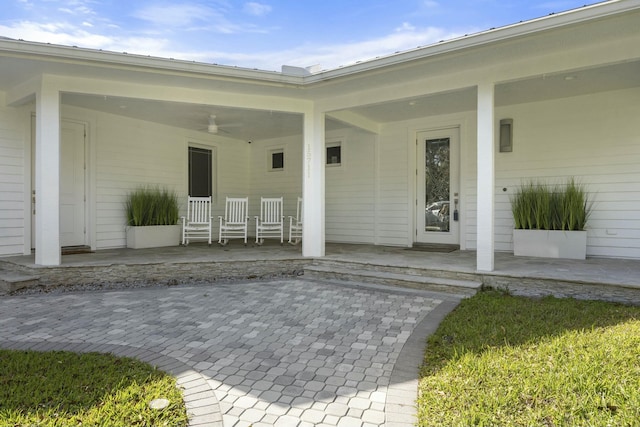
[59,59,640,139]
[60,92,353,142]
[340,60,640,124]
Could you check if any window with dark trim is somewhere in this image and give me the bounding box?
[326,143,342,166]
[188,146,212,197]
[270,149,284,171]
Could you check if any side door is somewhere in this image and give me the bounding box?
[31,118,87,248]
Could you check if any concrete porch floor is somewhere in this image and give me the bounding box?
[1,242,639,303]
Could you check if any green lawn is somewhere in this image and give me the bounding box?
[418,290,640,427]
[0,350,188,427]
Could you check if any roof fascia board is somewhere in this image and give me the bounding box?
[49,74,312,114]
[0,38,305,88]
[0,1,637,90]
[304,0,639,83]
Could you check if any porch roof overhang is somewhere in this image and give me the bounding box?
[0,0,638,139]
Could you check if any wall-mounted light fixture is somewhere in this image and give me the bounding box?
[499,118,513,152]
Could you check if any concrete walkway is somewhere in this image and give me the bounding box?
[0,278,461,427]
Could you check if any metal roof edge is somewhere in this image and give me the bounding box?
[0,0,637,88]
[0,37,305,87]
[302,0,639,83]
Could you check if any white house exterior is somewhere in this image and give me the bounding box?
[0,1,639,269]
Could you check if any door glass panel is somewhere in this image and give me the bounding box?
[424,137,450,233]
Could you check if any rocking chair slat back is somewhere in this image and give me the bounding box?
[188,196,212,224]
[260,197,283,224]
[182,195,213,245]
[255,196,284,244]
[288,197,303,244]
[225,197,248,224]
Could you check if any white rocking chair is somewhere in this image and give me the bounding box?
[218,197,249,246]
[255,197,284,245]
[288,197,303,245]
[181,196,212,246]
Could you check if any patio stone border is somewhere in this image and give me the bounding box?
[0,340,222,427]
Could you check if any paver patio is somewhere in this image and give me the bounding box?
[0,277,461,427]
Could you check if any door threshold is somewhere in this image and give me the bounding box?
[61,245,94,255]
[407,243,459,253]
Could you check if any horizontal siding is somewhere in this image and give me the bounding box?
[494,87,640,258]
[248,135,302,238]
[325,130,376,244]
[0,100,26,256]
[3,87,638,260]
[249,129,377,243]
[376,125,409,246]
[94,113,185,248]
[88,108,249,248]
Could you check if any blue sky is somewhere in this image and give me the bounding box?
[1,0,606,71]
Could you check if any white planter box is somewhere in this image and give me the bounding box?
[513,229,587,260]
[126,225,181,249]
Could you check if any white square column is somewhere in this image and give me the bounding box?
[34,83,61,266]
[476,82,495,272]
[302,107,325,257]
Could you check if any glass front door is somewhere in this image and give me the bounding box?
[416,128,459,245]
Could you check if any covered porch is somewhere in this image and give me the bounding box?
[1,243,639,305]
[0,1,638,271]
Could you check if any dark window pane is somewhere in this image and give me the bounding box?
[189,147,212,197]
[272,151,284,169]
[327,145,341,164]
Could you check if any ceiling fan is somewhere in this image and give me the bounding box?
[202,114,242,134]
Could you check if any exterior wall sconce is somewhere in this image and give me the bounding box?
[499,118,513,152]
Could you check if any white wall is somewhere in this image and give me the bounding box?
[1,87,639,259]
[494,87,640,258]
[325,130,376,244]
[0,94,28,256]
[250,128,377,243]
[373,86,640,259]
[377,112,476,248]
[249,135,303,237]
[62,106,250,249]
[376,124,412,246]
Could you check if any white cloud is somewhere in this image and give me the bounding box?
[396,22,416,32]
[186,25,467,71]
[243,2,272,17]
[0,20,169,54]
[132,4,216,28]
[0,5,469,73]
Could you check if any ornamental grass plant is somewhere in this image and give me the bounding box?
[511,178,592,231]
[125,186,179,226]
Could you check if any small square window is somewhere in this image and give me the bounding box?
[270,150,284,171]
[326,144,341,166]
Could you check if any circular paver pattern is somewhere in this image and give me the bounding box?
[0,279,448,426]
